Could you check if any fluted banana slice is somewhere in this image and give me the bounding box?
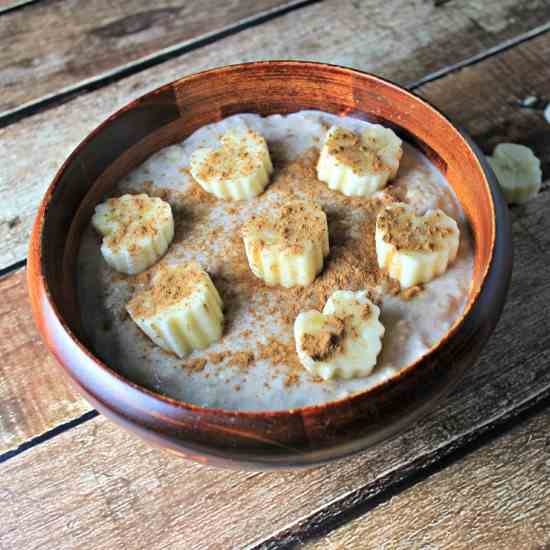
[294,290,385,380]
[317,124,402,196]
[92,193,174,275]
[487,143,542,204]
[190,129,273,200]
[375,202,459,288]
[126,262,223,358]
[242,200,329,288]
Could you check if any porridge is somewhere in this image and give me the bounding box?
[77,111,474,411]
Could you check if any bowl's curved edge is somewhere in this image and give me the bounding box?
[27,61,513,469]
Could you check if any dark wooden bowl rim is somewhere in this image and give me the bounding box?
[27,61,512,468]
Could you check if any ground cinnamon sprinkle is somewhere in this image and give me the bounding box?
[100,194,170,253]
[325,127,386,175]
[206,351,230,364]
[378,205,452,252]
[284,373,300,388]
[257,337,302,371]
[227,351,255,370]
[126,262,206,319]
[117,146,404,390]
[241,198,328,258]
[192,131,263,182]
[178,170,218,205]
[301,316,345,361]
[401,284,424,301]
[182,358,207,372]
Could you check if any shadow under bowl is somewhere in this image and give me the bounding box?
[27,61,512,470]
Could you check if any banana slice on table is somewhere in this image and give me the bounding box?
[241,200,329,288]
[126,262,223,358]
[317,124,402,196]
[375,202,460,288]
[487,143,542,204]
[294,290,385,380]
[190,129,273,200]
[92,193,174,275]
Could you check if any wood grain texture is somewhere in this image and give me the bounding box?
[304,407,550,550]
[0,0,36,14]
[1,0,550,268]
[1,218,549,550]
[1,1,548,454]
[0,270,89,452]
[0,5,550,548]
[259,189,550,547]
[1,34,550,546]
[0,0,296,116]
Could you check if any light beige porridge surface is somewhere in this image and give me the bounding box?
[77,111,473,411]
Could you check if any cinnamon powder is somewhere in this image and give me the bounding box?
[121,148,401,387]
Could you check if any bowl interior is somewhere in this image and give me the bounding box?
[45,63,493,360]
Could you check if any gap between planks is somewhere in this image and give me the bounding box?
[1,1,550,129]
[0,258,25,279]
[408,18,550,90]
[254,378,550,549]
[0,0,40,16]
[300,395,550,549]
[0,7,540,550]
[0,410,98,464]
[0,0,322,126]
[2,0,548,466]
[0,33,549,548]
[2,0,550,269]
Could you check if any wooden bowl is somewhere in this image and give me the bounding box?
[27,61,512,470]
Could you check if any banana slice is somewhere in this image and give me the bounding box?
[487,143,542,204]
[190,129,273,200]
[317,124,402,196]
[375,202,460,288]
[92,193,174,275]
[126,262,223,358]
[242,200,329,288]
[294,290,385,380]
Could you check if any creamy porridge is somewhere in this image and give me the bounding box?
[77,111,474,411]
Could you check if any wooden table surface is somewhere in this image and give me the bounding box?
[1,1,549,548]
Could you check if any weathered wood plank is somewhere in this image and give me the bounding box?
[255,193,550,547]
[414,37,550,170]
[0,0,549,456]
[0,0,298,116]
[0,270,89,452]
[1,211,549,549]
[256,36,550,546]
[1,0,550,268]
[1,30,550,543]
[0,0,36,15]
[1,1,549,455]
[303,405,550,550]
[1,11,550,550]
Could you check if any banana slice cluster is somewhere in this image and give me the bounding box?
[294,290,385,380]
[92,193,174,275]
[375,202,460,288]
[317,124,402,197]
[190,129,273,200]
[242,200,330,288]
[126,262,223,358]
[487,143,542,204]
